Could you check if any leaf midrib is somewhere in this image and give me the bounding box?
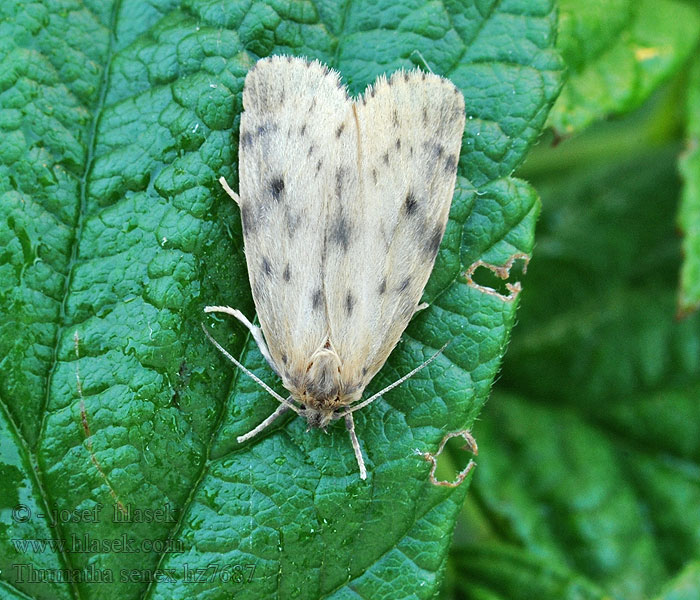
[32,2,122,597]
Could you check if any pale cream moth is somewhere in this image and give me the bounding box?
[204,55,465,480]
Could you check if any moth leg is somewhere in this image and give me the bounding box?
[218,176,240,204]
[237,403,291,444]
[414,301,429,314]
[345,413,368,480]
[204,305,279,376]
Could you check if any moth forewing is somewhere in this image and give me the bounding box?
[206,55,465,480]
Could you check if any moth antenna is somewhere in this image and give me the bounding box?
[410,49,434,74]
[204,305,279,375]
[345,413,367,480]
[219,176,240,205]
[201,323,301,414]
[340,342,449,417]
[237,404,291,443]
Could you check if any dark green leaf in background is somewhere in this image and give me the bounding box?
[441,1,700,593]
[0,1,561,599]
[446,131,700,599]
[550,0,700,135]
[679,58,700,316]
[655,562,700,600]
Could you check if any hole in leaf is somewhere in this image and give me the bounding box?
[434,435,477,482]
[471,257,527,295]
[464,253,531,301]
[422,430,478,487]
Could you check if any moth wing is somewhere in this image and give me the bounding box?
[324,70,465,394]
[238,56,357,383]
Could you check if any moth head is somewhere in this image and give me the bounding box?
[296,343,357,427]
[301,407,336,430]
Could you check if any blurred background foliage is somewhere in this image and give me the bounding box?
[442,1,700,598]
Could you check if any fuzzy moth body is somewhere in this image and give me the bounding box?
[207,55,465,480]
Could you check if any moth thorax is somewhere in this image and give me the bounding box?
[301,346,343,412]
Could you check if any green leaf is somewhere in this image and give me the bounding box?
[448,544,610,600]
[550,0,700,134]
[654,561,700,600]
[449,144,700,599]
[679,57,700,316]
[0,1,561,599]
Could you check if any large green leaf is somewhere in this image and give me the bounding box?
[0,1,561,599]
[550,0,700,135]
[446,139,700,599]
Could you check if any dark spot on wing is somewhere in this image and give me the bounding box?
[395,138,401,150]
[403,72,409,82]
[316,159,323,173]
[378,277,387,295]
[425,224,444,259]
[312,289,323,310]
[371,88,376,98]
[261,256,272,276]
[309,98,317,112]
[336,123,345,138]
[398,277,411,292]
[345,291,355,316]
[382,152,389,165]
[361,366,368,376]
[240,130,253,148]
[308,144,315,157]
[269,176,285,201]
[435,143,444,158]
[393,109,399,127]
[240,204,257,233]
[445,154,458,173]
[372,168,378,184]
[422,107,428,125]
[330,213,351,251]
[404,191,418,215]
[282,353,288,364]
[335,169,343,199]
[283,263,291,282]
[300,123,307,136]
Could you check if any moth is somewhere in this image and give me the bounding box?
[204,55,465,479]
